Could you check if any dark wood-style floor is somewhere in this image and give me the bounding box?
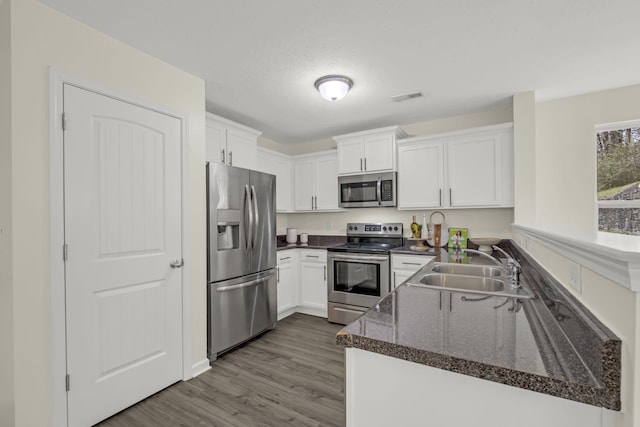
[97,313,345,427]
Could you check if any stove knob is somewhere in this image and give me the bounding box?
[354,226,358,231]
[394,226,398,231]
[383,226,387,231]
[348,225,353,231]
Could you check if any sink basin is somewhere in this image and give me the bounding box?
[430,263,502,278]
[419,274,505,293]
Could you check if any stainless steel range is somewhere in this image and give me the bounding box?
[327,222,404,325]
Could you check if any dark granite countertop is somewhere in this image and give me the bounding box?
[337,243,621,410]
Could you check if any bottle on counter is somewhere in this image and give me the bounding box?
[410,215,421,239]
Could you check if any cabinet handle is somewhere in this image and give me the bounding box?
[439,292,442,310]
[393,272,396,289]
[221,148,225,164]
[439,189,442,206]
[402,262,422,266]
[364,157,367,171]
[229,151,233,166]
[279,256,291,261]
[311,196,314,210]
[306,255,320,259]
[360,158,363,171]
[277,267,280,283]
[324,265,326,281]
[449,188,452,204]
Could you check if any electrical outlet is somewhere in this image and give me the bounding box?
[523,237,529,250]
[568,261,581,293]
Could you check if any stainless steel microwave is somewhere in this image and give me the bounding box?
[338,172,396,208]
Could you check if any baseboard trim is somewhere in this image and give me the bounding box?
[191,358,211,378]
[295,306,328,318]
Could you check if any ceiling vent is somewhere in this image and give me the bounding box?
[390,91,423,102]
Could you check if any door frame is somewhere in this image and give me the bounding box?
[48,69,194,427]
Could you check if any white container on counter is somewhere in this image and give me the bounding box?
[286,228,297,244]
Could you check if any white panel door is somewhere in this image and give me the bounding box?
[315,155,339,210]
[447,134,502,207]
[397,141,444,209]
[363,133,394,172]
[63,84,183,427]
[293,158,315,211]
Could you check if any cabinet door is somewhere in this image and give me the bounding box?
[299,262,327,315]
[397,141,445,209]
[314,155,339,210]
[257,150,292,212]
[226,127,257,169]
[293,159,315,211]
[447,134,502,207]
[277,261,296,317]
[364,133,394,172]
[336,138,364,174]
[393,270,414,289]
[205,119,227,164]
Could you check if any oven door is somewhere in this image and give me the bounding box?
[327,252,390,308]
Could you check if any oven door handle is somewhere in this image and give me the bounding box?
[328,253,389,262]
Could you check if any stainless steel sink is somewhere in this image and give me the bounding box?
[419,274,505,292]
[406,264,534,299]
[430,263,502,278]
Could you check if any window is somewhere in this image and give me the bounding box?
[596,122,640,235]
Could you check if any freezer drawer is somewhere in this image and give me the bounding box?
[207,269,277,360]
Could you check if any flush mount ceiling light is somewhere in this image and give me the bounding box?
[314,75,353,101]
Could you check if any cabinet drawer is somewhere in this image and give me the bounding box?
[277,252,295,264]
[299,249,327,263]
[392,255,433,271]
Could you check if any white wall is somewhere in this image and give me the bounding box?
[283,208,514,241]
[0,1,15,425]
[8,1,206,425]
[512,84,640,427]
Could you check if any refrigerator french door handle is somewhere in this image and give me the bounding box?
[244,185,253,250]
[251,185,259,249]
[215,273,275,292]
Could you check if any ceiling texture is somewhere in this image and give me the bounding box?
[36,0,640,144]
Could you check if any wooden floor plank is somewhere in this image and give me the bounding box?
[96,313,345,427]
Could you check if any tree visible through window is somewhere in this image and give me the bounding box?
[597,124,640,235]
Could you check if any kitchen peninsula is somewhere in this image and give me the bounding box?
[337,244,621,427]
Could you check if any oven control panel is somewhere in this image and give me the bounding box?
[346,222,403,236]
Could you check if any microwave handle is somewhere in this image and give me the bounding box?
[377,178,382,206]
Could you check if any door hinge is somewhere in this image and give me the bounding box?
[63,243,68,261]
[65,374,70,391]
[62,113,68,131]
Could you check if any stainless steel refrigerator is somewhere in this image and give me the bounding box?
[206,162,277,361]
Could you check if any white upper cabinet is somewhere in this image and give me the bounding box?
[397,140,445,209]
[397,123,514,209]
[293,151,340,212]
[206,112,261,170]
[257,147,293,212]
[334,126,407,175]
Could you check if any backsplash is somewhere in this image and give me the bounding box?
[278,208,514,239]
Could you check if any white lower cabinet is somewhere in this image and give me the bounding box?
[276,251,298,320]
[276,249,328,320]
[391,254,434,289]
[298,249,328,317]
[346,348,611,427]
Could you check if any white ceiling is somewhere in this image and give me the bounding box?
[36,0,640,144]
